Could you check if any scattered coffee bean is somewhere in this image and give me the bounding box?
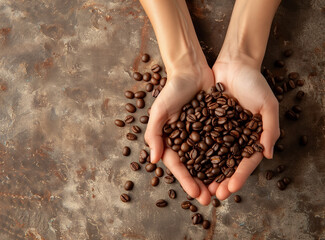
[299,135,308,145]
[276,165,285,173]
[296,90,305,100]
[181,201,191,209]
[156,199,168,208]
[152,88,160,98]
[120,193,130,202]
[145,163,157,172]
[131,125,141,134]
[296,79,305,86]
[283,177,291,185]
[124,90,134,99]
[136,99,145,109]
[202,220,210,229]
[145,83,154,92]
[143,72,151,82]
[164,176,175,184]
[265,170,274,180]
[215,82,225,92]
[234,195,241,203]
[134,91,146,99]
[124,180,134,190]
[285,109,299,120]
[130,162,140,171]
[190,205,198,212]
[275,143,284,152]
[212,199,220,207]
[168,189,177,199]
[292,105,302,113]
[283,49,293,57]
[186,194,194,201]
[160,77,167,87]
[165,168,173,176]
[141,53,150,62]
[280,128,285,139]
[133,72,143,81]
[140,115,149,124]
[274,60,285,68]
[122,146,131,156]
[125,115,135,124]
[125,103,136,113]
[192,213,203,225]
[114,119,125,127]
[288,79,296,89]
[151,177,159,186]
[126,133,137,141]
[155,167,164,177]
[151,64,161,73]
[288,72,299,80]
[277,180,286,190]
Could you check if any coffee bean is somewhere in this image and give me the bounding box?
[145,163,157,172]
[192,213,203,225]
[125,115,135,124]
[181,201,191,209]
[140,149,148,160]
[168,189,177,199]
[151,64,161,73]
[296,79,305,86]
[164,176,175,184]
[120,193,130,202]
[283,177,291,185]
[288,72,299,80]
[274,60,285,68]
[155,167,164,177]
[215,82,225,92]
[275,143,284,152]
[165,168,173,176]
[136,99,145,109]
[276,94,284,102]
[212,199,220,207]
[283,49,293,57]
[124,180,134,190]
[299,135,308,145]
[152,88,160,98]
[143,72,151,82]
[133,72,143,81]
[275,86,284,94]
[234,195,241,203]
[139,116,149,124]
[134,91,146,99]
[126,133,137,141]
[145,83,154,92]
[130,162,140,171]
[114,119,125,127]
[160,77,167,87]
[141,53,150,62]
[125,103,136,113]
[151,177,159,186]
[131,125,141,134]
[190,205,198,212]
[292,105,302,113]
[277,180,286,190]
[280,128,285,139]
[288,80,296,89]
[285,110,299,120]
[124,90,134,99]
[156,199,168,208]
[122,146,131,156]
[252,143,264,152]
[265,170,274,180]
[276,165,285,173]
[151,77,160,85]
[296,90,305,100]
[186,194,194,201]
[202,220,210,229]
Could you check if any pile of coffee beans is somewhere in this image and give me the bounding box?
[163,83,264,185]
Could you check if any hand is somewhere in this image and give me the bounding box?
[145,66,214,205]
[208,59,280,200]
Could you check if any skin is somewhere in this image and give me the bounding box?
[139,0,281,205]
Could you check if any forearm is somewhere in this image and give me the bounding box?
[218,0,281,68]
[139,0,208,75]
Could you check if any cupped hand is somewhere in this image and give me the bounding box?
[145,66,214,205]
[208,59,280,200]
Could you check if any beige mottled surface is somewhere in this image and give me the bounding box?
[0,0,324,239]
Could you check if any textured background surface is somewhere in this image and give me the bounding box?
[0,0,324,239]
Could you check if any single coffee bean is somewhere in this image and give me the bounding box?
[265,170,274,180]
[139,115,149,124]
[151,177,159,186]
[126,133,137,141]
[134,91,146,99]
[190,205,198,212]
[283,177,291,185]
[212,199,220,207]
[285,110,299,120]
[280,128,285,139]
[141,53,150,62]
[181,201,191,209]
[124,90,134,99]
[192,213,203,225]
[274,60,285,68]
[275,143,284,151]
[165,168,173,176]
[122,146,131,156]
[277,180,286,190]
[145,163,157,172]
[168,189,177,199]
[130,162,140,171]
[234,195,241,203]
[186,194,194,201]
[114,119,125,127]
[143,72,151,82]
[252,143,264,152]
[152,88,160,98]
[124,180,134,190]
[133,72,143,81]
[275,86,284,94]
[164,176,175,184]
[276,94,284,102]
[283,49,293,57]
[296,90,305,100]
[299,135,308,145]
[156,199,168,208]
[125,103,136,113]
[155,167,164,177]
[120,193,130,202]
[215,82,225,92]
[151,77,160,85]
[140,149,148,160]
[296,79,305,86]
[151,64,161,73]
[288,80,296,89]
[145,83,154,92]
[131,125,141,134]
[202,220,210,229]
[136,99,145,109]
[125,115,135,124]
[288,72,299,80]
[160,77,167,87]
[292,105,302,113]
[276,165,285,173]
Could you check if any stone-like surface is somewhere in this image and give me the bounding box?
[0,0,324,239]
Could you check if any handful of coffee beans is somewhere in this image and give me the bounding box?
[163,83,264,185]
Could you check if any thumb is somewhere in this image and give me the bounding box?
[144,102,167,164]
[260,98,280,159]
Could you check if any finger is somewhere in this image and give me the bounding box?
[215,178,232,200]
[228,152,263,193]
[208,181,220,196]
[145,102,167,164]
[193,178,211,206]
[162,148,200,198]
[260,99,280,159]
